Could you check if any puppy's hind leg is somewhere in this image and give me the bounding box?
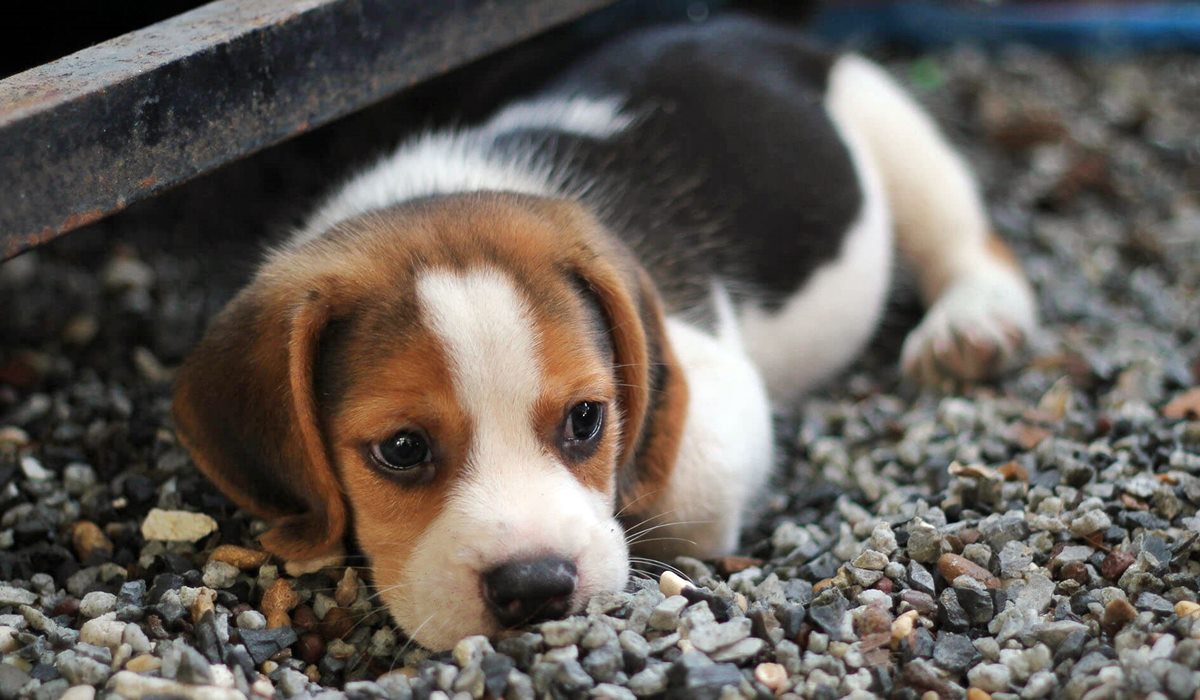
[826,55,1037,387]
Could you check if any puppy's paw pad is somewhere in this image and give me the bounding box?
[901,272,1036,387]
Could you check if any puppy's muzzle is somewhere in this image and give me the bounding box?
[483,556,578,627]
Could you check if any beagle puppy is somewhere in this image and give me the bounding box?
[173,16,1036,650]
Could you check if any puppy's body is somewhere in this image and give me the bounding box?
[175,17,1036,650]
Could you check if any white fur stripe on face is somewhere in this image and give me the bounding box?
[416,268,544,457]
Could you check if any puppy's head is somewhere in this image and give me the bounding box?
[173,194,687,649]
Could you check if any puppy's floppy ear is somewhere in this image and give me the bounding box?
[172,263,348,561]
[561,214,689,518]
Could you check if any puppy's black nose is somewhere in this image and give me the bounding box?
[483,557,577,627]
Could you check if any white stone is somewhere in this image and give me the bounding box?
[19,456,52,481]
[140,509,218,542]
[60,687,96,700]
[79,591,118,618]
[108,670,244,700]
[79,614,125,649]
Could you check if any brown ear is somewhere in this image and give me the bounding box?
[172,268,348,561]
[570,239,689,518]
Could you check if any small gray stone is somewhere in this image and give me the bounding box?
[933,632,978,673]
[867,522,898,554]
[278,668,309,697]
[78,592,117,619]
[908,561,936,595]
[554,659,594,694]
[452,635,492,667]
[201,560,240,589]
[1017,574,1056,614]
[581,621,618,651]
[979,513,1030,551]
[1032,620,1088,648]
[451,662,485,697]
[648,596,688,631]
[1022,670,1057,699]
[852,549,889,571]
[1070,509,1112,537]
[540,618,588,647]
[0,587,36,607]
[967,663,1011,693]
[582,644,622,682]
[55,651,110,687]
[1052,545,1095,565]
[345,681,388,700]
[709,636,764,663]
[906,519,944,563]
[63,464,97,497]
[626,664,668,696]
[952,575,994,625]
[236,610,267,630]
[998,542,1034,578]
[688,618,751,654]
[590,683,637,700]
[0,663,30,700]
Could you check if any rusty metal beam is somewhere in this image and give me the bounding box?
[0,0,618,260]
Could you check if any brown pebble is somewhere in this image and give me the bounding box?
[334,568,360,608]
[855,605,893,637]
[967,688,992,700]
[891,610,919,647]
[1175,601,1200,618]
[292,605,318,633]
[900,590,938,615]
[144,614,170,640]
[874,577,894,594]
[319,607,356,641]
[261,578,300,629]
[1102,598,1137,635]
[125,654,162,673]
[71,521,113,564]
[1012,423,1051,450]
[1101,551,1135,580]
[52,597,80,618]
[997,461,1028,482]
[754,662,788,692]
[267,610,291,630]
[209,544,270,570]
[295,632,325,665]
[304,664,321,683]
[715,556,763,576]
[1162,387,1200,420]
[1060,561,1088,584]
[812,578,836,595]
[937,553,1000,589]
[190,588,217,623]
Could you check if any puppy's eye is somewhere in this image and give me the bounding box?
[563,401,604,446]
[370,430,433,471]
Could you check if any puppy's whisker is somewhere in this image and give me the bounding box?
[624,536,698,547]
[625,518,713,545]
[613,488,667,519]
[389,613,435,672]
[622,508,683,537]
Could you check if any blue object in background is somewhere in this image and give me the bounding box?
[810,1,1200,52]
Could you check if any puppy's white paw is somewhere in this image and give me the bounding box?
[901,266,1037,387]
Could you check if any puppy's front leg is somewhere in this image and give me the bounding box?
[625,314,773,562]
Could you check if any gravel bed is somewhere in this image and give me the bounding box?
[2,44,1199,700]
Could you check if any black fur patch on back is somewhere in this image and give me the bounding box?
[494,15,863,314]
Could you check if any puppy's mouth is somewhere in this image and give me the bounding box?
[479,555,580,628]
